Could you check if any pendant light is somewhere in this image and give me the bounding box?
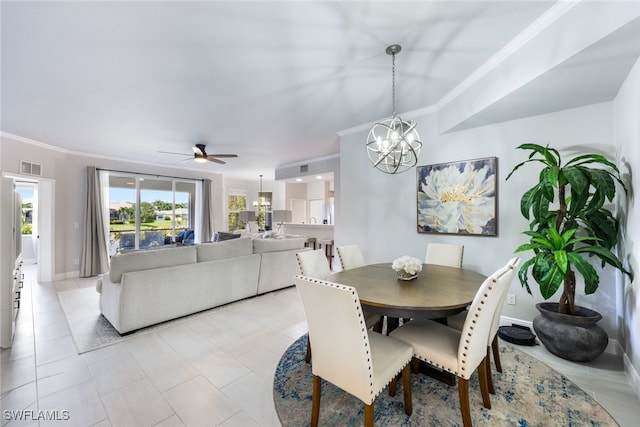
[366,44,422,174]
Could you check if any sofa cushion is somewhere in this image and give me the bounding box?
[196,237,253,262]
[109,245,197,283]
[252,237,305,254]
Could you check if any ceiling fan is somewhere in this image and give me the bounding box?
[159,143,238,164]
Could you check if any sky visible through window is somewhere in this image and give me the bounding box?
[16,187,34,202]
[110,188,189,204]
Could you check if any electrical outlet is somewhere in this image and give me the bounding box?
[74,258,79,265]
[507,294,516,305]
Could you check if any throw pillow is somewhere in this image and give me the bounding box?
[214,231,241,242]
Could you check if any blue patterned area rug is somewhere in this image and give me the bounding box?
[273,335,618,426]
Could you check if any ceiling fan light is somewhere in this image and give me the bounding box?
[194,156,207,163]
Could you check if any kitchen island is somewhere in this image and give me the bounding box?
[281,224,333,242]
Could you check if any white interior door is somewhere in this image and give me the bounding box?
[37,179,54,282]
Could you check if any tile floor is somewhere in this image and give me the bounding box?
[2,265,639,426]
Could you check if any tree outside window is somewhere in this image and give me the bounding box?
[228,194,247,231]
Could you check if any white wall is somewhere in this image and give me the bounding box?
[613,57,640,385]
[338,102,617,332]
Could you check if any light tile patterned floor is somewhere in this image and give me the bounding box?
[1,265,639,426]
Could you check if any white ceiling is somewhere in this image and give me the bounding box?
[1,1,637,181]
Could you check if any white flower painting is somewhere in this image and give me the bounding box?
[417,157,497,235]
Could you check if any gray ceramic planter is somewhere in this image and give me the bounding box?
[533,302,608,362]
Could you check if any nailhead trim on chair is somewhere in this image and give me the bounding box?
[296,275,412,403]
[338,250,346,270]
[454,276,500,378]
[408,275,504,379]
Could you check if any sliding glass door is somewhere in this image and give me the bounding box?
[108,174,196,253]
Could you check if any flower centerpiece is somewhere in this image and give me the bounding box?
[392,256,423,280]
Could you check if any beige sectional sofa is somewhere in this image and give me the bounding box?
[97,236,309,334]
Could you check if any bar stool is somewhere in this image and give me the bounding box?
[304,237,317,250]
[317,238,334,270]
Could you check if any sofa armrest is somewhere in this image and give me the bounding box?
[257,247,311,294]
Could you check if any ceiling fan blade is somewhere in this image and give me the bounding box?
[206,154,238,158]
[159,151,191,156]
[206,156,226,164]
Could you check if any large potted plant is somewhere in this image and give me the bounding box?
[506,143,632,362]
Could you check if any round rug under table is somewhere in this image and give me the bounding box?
[273,334,618,426]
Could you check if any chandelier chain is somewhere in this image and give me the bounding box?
[391,52,396,116]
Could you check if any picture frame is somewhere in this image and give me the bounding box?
[417,157,497,236]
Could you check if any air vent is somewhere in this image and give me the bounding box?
[300,164,309,173]
[20,161,42,176]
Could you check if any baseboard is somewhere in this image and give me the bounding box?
[499,315,533,330]
[55,270,80,281]
[624,353,640,403]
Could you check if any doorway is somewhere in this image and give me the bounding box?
[15,182,37,264]
[4,173,55,282]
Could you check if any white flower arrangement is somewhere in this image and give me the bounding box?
[392,255,423,277]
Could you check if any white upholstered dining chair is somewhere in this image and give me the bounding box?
[296,249,331,280]
[389,260,517,427]
[296,249,381,362]
[425,243,464,267]
[446,257,521,396]
[335,244,382,332]
[336,244,366,270]
[294,275,413,427]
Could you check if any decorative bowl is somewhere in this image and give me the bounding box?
[397,271,418,281]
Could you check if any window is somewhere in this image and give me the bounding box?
[16,184,35,235]
[228,192,247,232]
[108,174,196,252]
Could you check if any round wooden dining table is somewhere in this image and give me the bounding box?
[328,263,487,320]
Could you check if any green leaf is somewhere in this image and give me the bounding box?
[566,253,599,294]
[531,194,550,223]
[539,169,555,201]
[515,243,546,253]
[518,258,535,295]
[575,245,625,270]
[583,190,605,215]
[523,229,548,239]
[520,186,540,219]
[566,235,600,246]
[517,143,560,166]
[566,153,620,173]
[554,250,568,274]
[506,159,534,181]
[548,166,560,187]
[585,210,618,249]
[563,166,589,195]
[568,187,589,217]
[541,147,560,168]
[589,168,616,201]
[532,253,564,299]
[560,227,578,243]
[530,237,554,250]
[547,227,563,249]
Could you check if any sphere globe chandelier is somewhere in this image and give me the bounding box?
[366,45,422,174]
